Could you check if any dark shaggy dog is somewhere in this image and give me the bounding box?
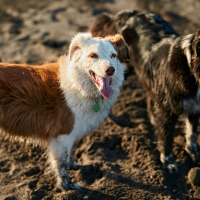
[89,10,200,173]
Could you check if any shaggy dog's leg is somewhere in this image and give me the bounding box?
[69,139,80,170]
[185,114,200,162]
[147,95,155,125]
[155,107,179,173]
[49,135,83,190]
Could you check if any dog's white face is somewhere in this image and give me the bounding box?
[77,37,118,98]
[61,33,129,99]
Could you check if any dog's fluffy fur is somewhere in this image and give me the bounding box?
[89,10,200,173]
[0,32,129,190]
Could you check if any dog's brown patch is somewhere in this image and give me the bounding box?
[0,63,74,141]
[87,52,99,59]
[106,34,130,63]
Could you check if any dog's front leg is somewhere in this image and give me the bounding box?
[48,135,83,190]
[69,139,80,170]
[185,114,200,162]
[155,108,179,173]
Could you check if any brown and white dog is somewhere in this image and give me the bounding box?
[0,33,129,190]
[89,10,200,173]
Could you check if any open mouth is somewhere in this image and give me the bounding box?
[89,70,114,98]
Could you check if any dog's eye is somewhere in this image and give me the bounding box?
[88,53,98,59]
[111,53,116,58]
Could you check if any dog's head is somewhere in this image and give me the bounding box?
[164,29,200,94]
[61,33,129,99]
[180,29,200,83]
[88,10,138,38]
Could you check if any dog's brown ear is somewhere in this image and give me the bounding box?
[107,34,130,63]
[69,33,92,61]
[121,27,134,45]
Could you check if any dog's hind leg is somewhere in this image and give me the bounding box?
[185,114,200,162]
[48,135,83,191]
[155,107,179,173]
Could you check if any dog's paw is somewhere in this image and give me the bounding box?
[71,161,80,170]
[163,163,179,174]
[185,145,200,162]
[161,153,179,173]
[62,181,83,191]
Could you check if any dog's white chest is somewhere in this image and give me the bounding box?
[66,95,115,139]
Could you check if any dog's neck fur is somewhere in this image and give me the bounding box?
[59,55,99,99]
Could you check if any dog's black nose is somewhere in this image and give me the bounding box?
[105,67,115,76]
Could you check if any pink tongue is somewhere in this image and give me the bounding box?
[96,75,114,98]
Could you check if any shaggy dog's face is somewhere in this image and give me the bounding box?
[66,33,129,98]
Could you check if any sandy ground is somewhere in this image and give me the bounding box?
[0,0,200,199]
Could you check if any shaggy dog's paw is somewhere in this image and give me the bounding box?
[163,163,179,174]
[161,153,179,173]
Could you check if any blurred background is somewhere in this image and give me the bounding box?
[1,0,200,64]
[0,0,200,199]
